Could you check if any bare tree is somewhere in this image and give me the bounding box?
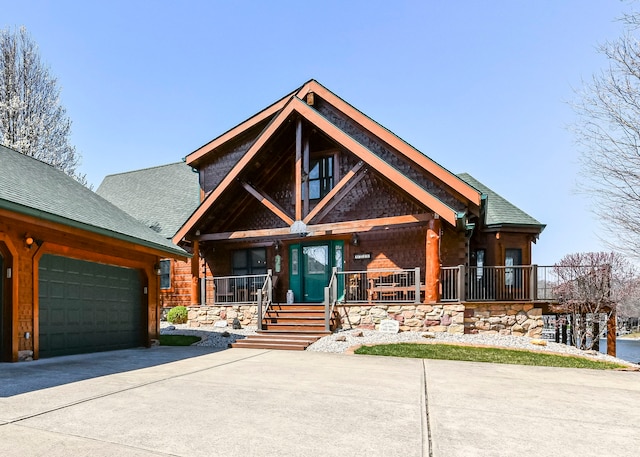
[554,252,638,349]
[0,26,85,184]
[571,12,640,258]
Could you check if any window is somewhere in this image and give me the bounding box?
[232,248,267,276]
[475,249,485,280]
[159,259,171,290]
[308,156,333,200]
[505,248,522,287]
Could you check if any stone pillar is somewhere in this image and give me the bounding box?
[425,217,441,303]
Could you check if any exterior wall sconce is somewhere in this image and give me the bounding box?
[351,233,359,246]
[154,263,162,275]
[24,235,43,249]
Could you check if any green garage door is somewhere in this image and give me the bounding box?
[39,254,144,358]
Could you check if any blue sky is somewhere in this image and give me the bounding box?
[1,0,633,265]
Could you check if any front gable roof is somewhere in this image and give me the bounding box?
[0,145,187,258]
[174,81,482,244]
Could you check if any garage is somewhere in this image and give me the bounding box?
[39,254,144,358]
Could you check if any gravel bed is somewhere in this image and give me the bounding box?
[160,322,257,348]
[160,322,638,367]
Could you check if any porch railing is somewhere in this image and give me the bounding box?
[209,271,271,305]
[439,265,585,303]
[324,267,339,331]
[335,267,422,304]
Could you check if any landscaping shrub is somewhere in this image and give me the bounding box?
[166,306,188,324]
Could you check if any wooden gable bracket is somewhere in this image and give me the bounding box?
[303,160,366,225]
[240,181,295,226]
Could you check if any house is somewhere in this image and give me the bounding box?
[0,145,186,361]
[171,80,548,346]
[97,163,202,311]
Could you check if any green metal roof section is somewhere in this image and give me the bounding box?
[0,145,187,257]
[97,162,200,239]
[457,172,545,231]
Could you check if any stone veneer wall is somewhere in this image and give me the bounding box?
[185,302,544,338]
[187,305,258,327]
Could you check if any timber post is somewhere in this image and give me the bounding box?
[190,239,200,306]
[607,309,616,357]
[425,217,441,303]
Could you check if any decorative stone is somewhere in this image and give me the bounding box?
[379,319,400,333]
[527,308,543,317]
[214,320,228,328]
[447,324,465,334]
[232,318,241,329]
[165,325,176,331]
[515,311,528,325]
[530,338,547,346]
[404,318,422,327]
[335,335,347,342]
[422,332,436,339]
[18,350,33,362]
[348,314,361,325]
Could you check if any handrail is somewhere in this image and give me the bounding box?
[324,267,338,331]
[257,269,272,331]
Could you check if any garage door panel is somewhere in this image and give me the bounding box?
[39,255,143,358]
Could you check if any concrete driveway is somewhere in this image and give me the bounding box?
[1,347,639,457]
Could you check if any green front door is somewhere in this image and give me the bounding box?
[302,244,330,302]
[289,241,343,303]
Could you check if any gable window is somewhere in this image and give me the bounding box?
[159,259,171,290]
[308,156,333,200]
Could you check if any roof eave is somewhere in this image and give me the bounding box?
[0,199,188,259]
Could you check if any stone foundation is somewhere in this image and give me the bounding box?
[184,302,544,337]
[186,305,258,328]
[334,302,543,337]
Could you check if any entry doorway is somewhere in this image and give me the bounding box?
[289,241,343,303]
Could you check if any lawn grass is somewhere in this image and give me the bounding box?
[159,335,202,346]
[354,342,628,370]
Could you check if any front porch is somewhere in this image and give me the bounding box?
[188,265,561,335]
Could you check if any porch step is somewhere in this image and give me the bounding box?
[230,333,326,351]
[230,303,335,350]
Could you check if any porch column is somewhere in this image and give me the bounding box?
[425,217,441,303]
[191,240,201,306]
[607,309,616,357]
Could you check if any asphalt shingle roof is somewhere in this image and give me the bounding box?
[97,162,200,239]
[0,145,186,257]
[457,172,545,230]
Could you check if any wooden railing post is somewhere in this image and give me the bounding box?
[414,267,420,304]
[324,287,330,331]
[257,288,263,331]
[457,265,465,302]
[530,265,537,301]
[267,269,273,303]
[331,267,338,302]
